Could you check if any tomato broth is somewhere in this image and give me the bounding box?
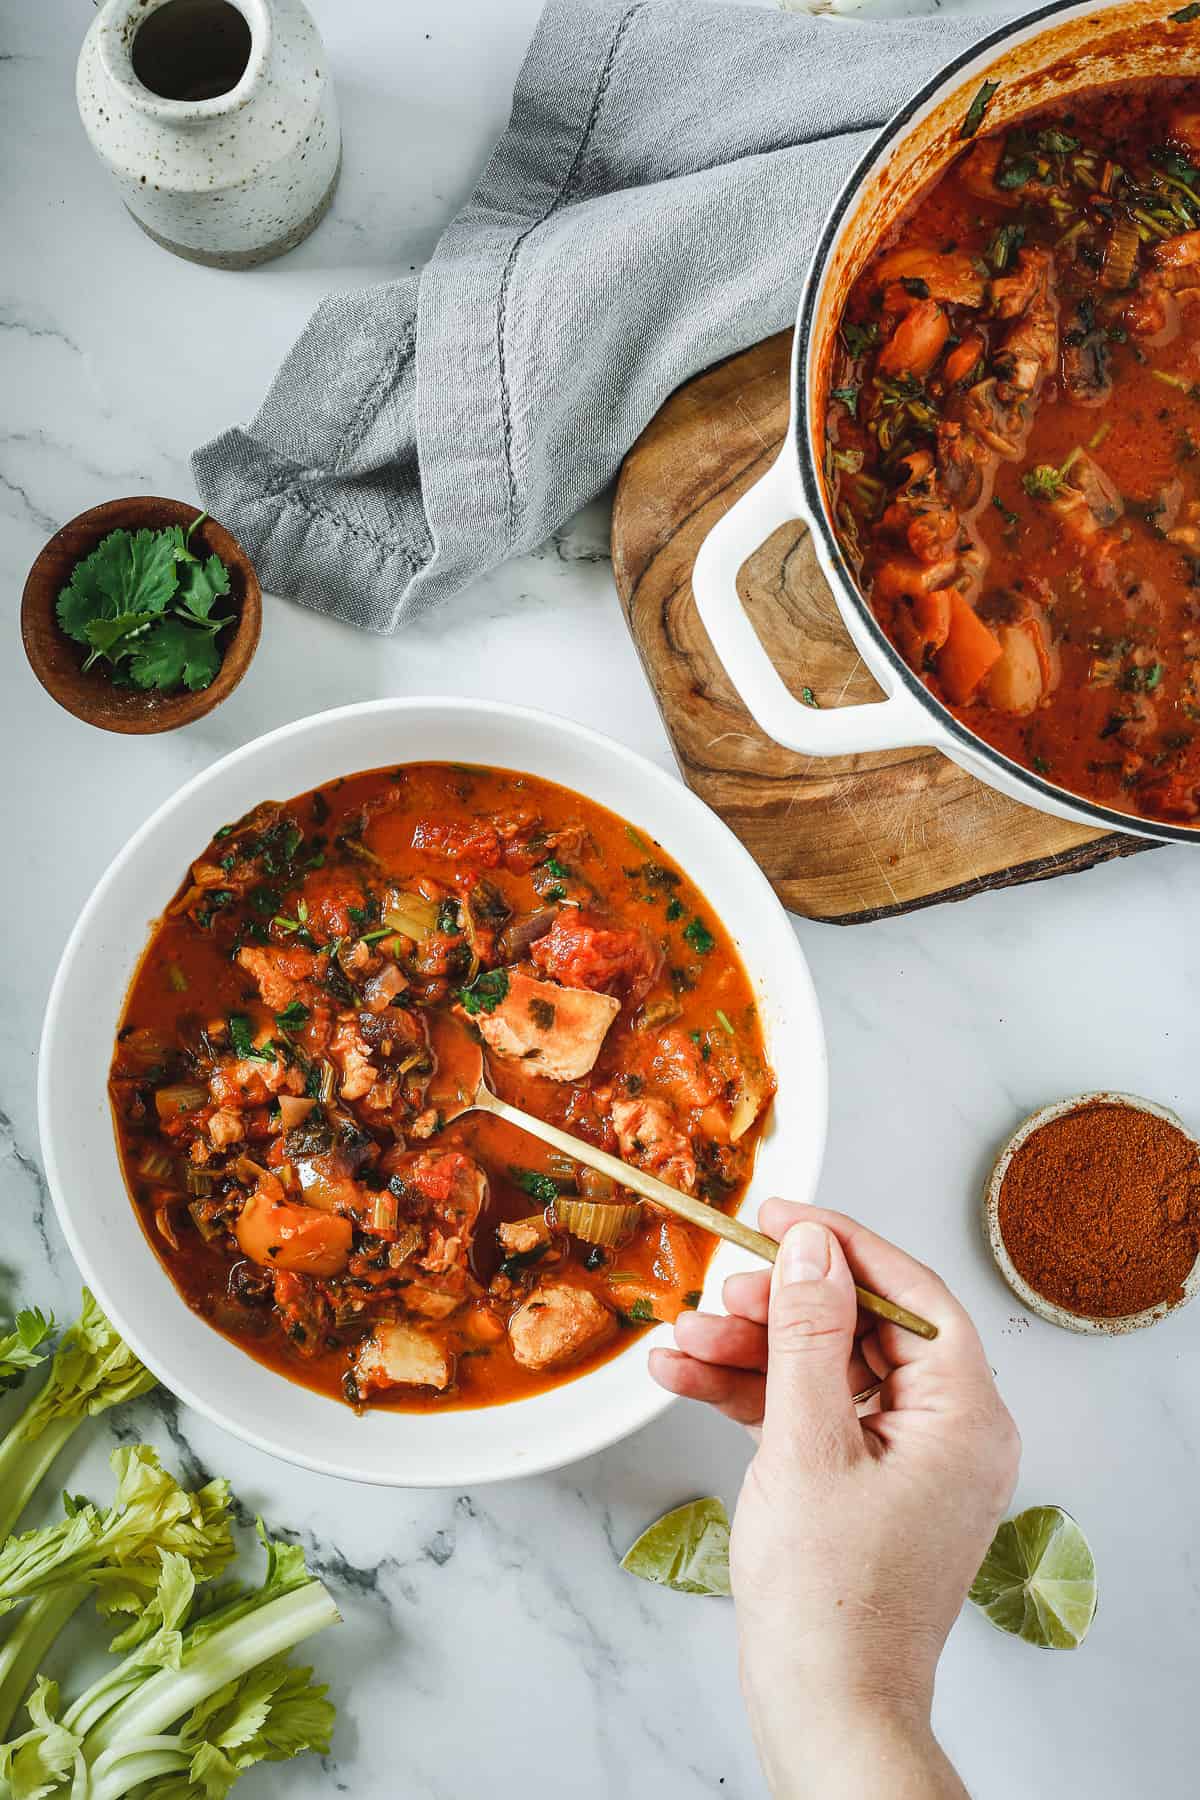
[110,763,775,1413]
[827,78,1200,826]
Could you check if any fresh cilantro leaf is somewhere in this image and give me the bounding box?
[683,917,716,956]
[80,611,152,667]
[830,384,859,418]
[541,856,568,878]
[456,968,510,1015]
[665,898,684,922]
[228,1014,274,1061]
[996,154,1036,191]
[841,320,879,360]
[56,550,113,645]
[126,617,223,693]
[54,522,234,696]
[95,528,179,617]
[1151,144,1200,182]
[275,1001,311,1033]
[511,1168,561,1206]
[626,1297,659,1324]
[196,889,232,929]
[1121,660,1165,693]
[176,551,233,622]
[961,79,1000,139]
[1035,128,1079,154]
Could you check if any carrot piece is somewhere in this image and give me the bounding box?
[877,300,950,378]
[894,586,953,671]
[942,331,985,386]
[912,587,953,652]
[936,590,1003,703]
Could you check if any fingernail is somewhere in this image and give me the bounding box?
[779,1221,830,1285]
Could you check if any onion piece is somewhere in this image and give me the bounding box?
[364,963,407,1014]
[496,907,559,963]
[187,1200,225,1243]
[154,1083,208,1122]
[118,1027,170,1068]
[577,1166,617,1202]
[637,997,682,1031]
[554,1196,641,1247]
[729,1081,767,1145]
[232,1153,271,1187]
[277,1095,317,1132]
[137,1145,177,1183]
[153,1200,187,1251]
[383,892,440,941]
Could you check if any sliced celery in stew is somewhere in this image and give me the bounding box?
[109,764,776,1413]
[826,78,1200,826]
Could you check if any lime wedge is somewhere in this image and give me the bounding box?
[621,1498,732,1596]
[969,1506,1097,1649]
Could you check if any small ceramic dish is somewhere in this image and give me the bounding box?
[21,496,261,735]
[983,1091,1200,1336]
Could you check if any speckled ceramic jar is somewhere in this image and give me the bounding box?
[76,0,340,269]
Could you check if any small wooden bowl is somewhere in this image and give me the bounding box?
[983,1091,1200,1335]
[21,497,262,734]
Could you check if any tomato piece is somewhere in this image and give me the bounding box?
[412,819,502,866]
[529,914,660,1001]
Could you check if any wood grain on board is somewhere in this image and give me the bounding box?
[610,332,1149,924]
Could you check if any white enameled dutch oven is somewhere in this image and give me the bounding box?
[693,0,1200,846]
[39,699,826,1487]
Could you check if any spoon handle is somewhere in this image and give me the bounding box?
[475,1085,937,1341]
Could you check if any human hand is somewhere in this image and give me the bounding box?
[649,1200,1020,1799]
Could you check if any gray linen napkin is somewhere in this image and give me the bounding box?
[193,0,997,633]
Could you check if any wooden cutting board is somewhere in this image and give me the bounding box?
[610,332,1151,924]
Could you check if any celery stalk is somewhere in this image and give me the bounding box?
[83,1582,339,1762]
[0,1587,85,1738]
[0,1292,155,1542]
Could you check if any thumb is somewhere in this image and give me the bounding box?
[762,1220,861,1469]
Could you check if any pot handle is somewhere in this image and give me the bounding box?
[691,451,936,755]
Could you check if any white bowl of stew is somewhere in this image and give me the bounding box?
[694,0,1200,843]
[39,698,826,1486]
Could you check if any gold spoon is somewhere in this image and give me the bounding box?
[437,1043,937,1342]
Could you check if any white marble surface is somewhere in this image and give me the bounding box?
[3,0,1199,1794]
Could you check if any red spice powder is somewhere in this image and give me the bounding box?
[997,1102,1200,1319]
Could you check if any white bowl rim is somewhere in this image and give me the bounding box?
[982,1090,1200,1335]
[38,696,828,1485]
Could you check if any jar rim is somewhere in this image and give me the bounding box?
[96,0,272,123]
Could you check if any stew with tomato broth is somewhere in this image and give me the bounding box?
[110,764,775,1412]
[827,79,1200,826]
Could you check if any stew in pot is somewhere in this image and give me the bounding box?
[827,77,1200,825]
[109,764,775,1412]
